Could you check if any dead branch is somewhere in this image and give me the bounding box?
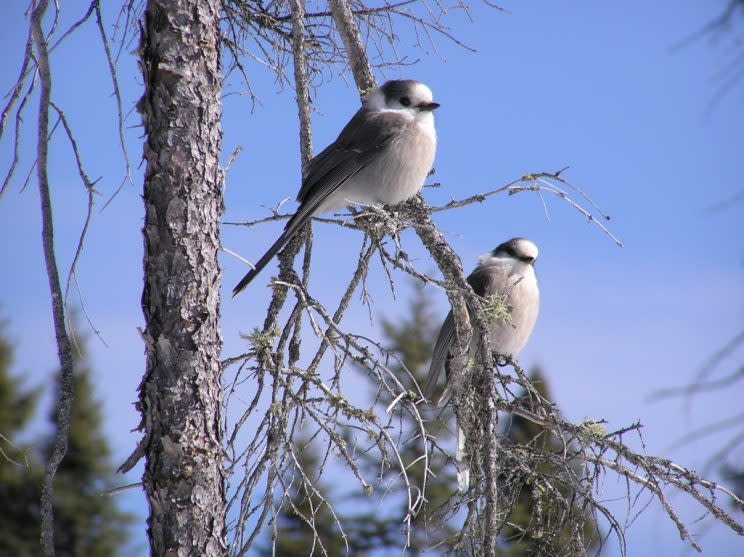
[328,0,376,92]
[31,1,76,555]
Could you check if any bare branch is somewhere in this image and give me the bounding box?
[31,1,76,554]
[0,28,34,144]
[94,0,134,210]
[1,78,36,196]
[431,170,622,247]
[289,0,313,164]
[328,0,376,92]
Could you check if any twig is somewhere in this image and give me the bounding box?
[95,0,133,211]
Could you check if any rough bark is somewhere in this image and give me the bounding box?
[31,1,76,554]
[137,0,227,554]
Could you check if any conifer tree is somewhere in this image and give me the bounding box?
[0,320,133,556]
[44,334,134,557]
[0,323,43,556]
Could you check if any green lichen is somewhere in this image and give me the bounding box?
[478,293,513,325]
[246,326,280,351]
[359,85,376,98]
[580,419,607,437]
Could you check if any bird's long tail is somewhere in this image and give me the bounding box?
[232,211,307,297]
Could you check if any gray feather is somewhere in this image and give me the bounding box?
[423,310,455,402]
[232,109,411,295]
[298,109,411,205]
[423,266,493,404]
[424,258,539,403]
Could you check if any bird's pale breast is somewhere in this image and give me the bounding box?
[319,118,436,211]
[484,266,540,357]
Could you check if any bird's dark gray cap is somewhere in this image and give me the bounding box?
[492,237,537,260]
[379,80,421,103]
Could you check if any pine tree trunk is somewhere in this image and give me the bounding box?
[139,0,226,554]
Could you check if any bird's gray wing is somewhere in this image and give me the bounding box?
[297,108,410,205]
[465,264,500,298]
[423,266,498,403]
[232,109,411,295]
[423,309,455,402]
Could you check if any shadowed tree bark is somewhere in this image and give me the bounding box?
[122,0,228,554]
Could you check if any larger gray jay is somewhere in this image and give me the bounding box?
[424,238,540,490]
[232,80,439,296]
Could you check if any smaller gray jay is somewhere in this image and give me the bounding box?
[423,238,540,491]
[232,80,439,296]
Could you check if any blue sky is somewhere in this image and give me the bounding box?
[1,0,743,555]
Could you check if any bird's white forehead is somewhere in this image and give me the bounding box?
[411,82,434,102]
[515,239,539,259]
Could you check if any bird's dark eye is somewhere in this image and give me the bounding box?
[400,96,411,107]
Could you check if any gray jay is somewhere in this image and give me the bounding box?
[232,80,439,296]
[423,238,540,490]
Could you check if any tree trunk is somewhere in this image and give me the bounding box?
[139,0,226,554]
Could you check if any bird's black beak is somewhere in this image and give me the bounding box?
[417,101,440,111]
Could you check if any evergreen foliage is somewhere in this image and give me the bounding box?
[0,321,133,556]
[0,325,44,556]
